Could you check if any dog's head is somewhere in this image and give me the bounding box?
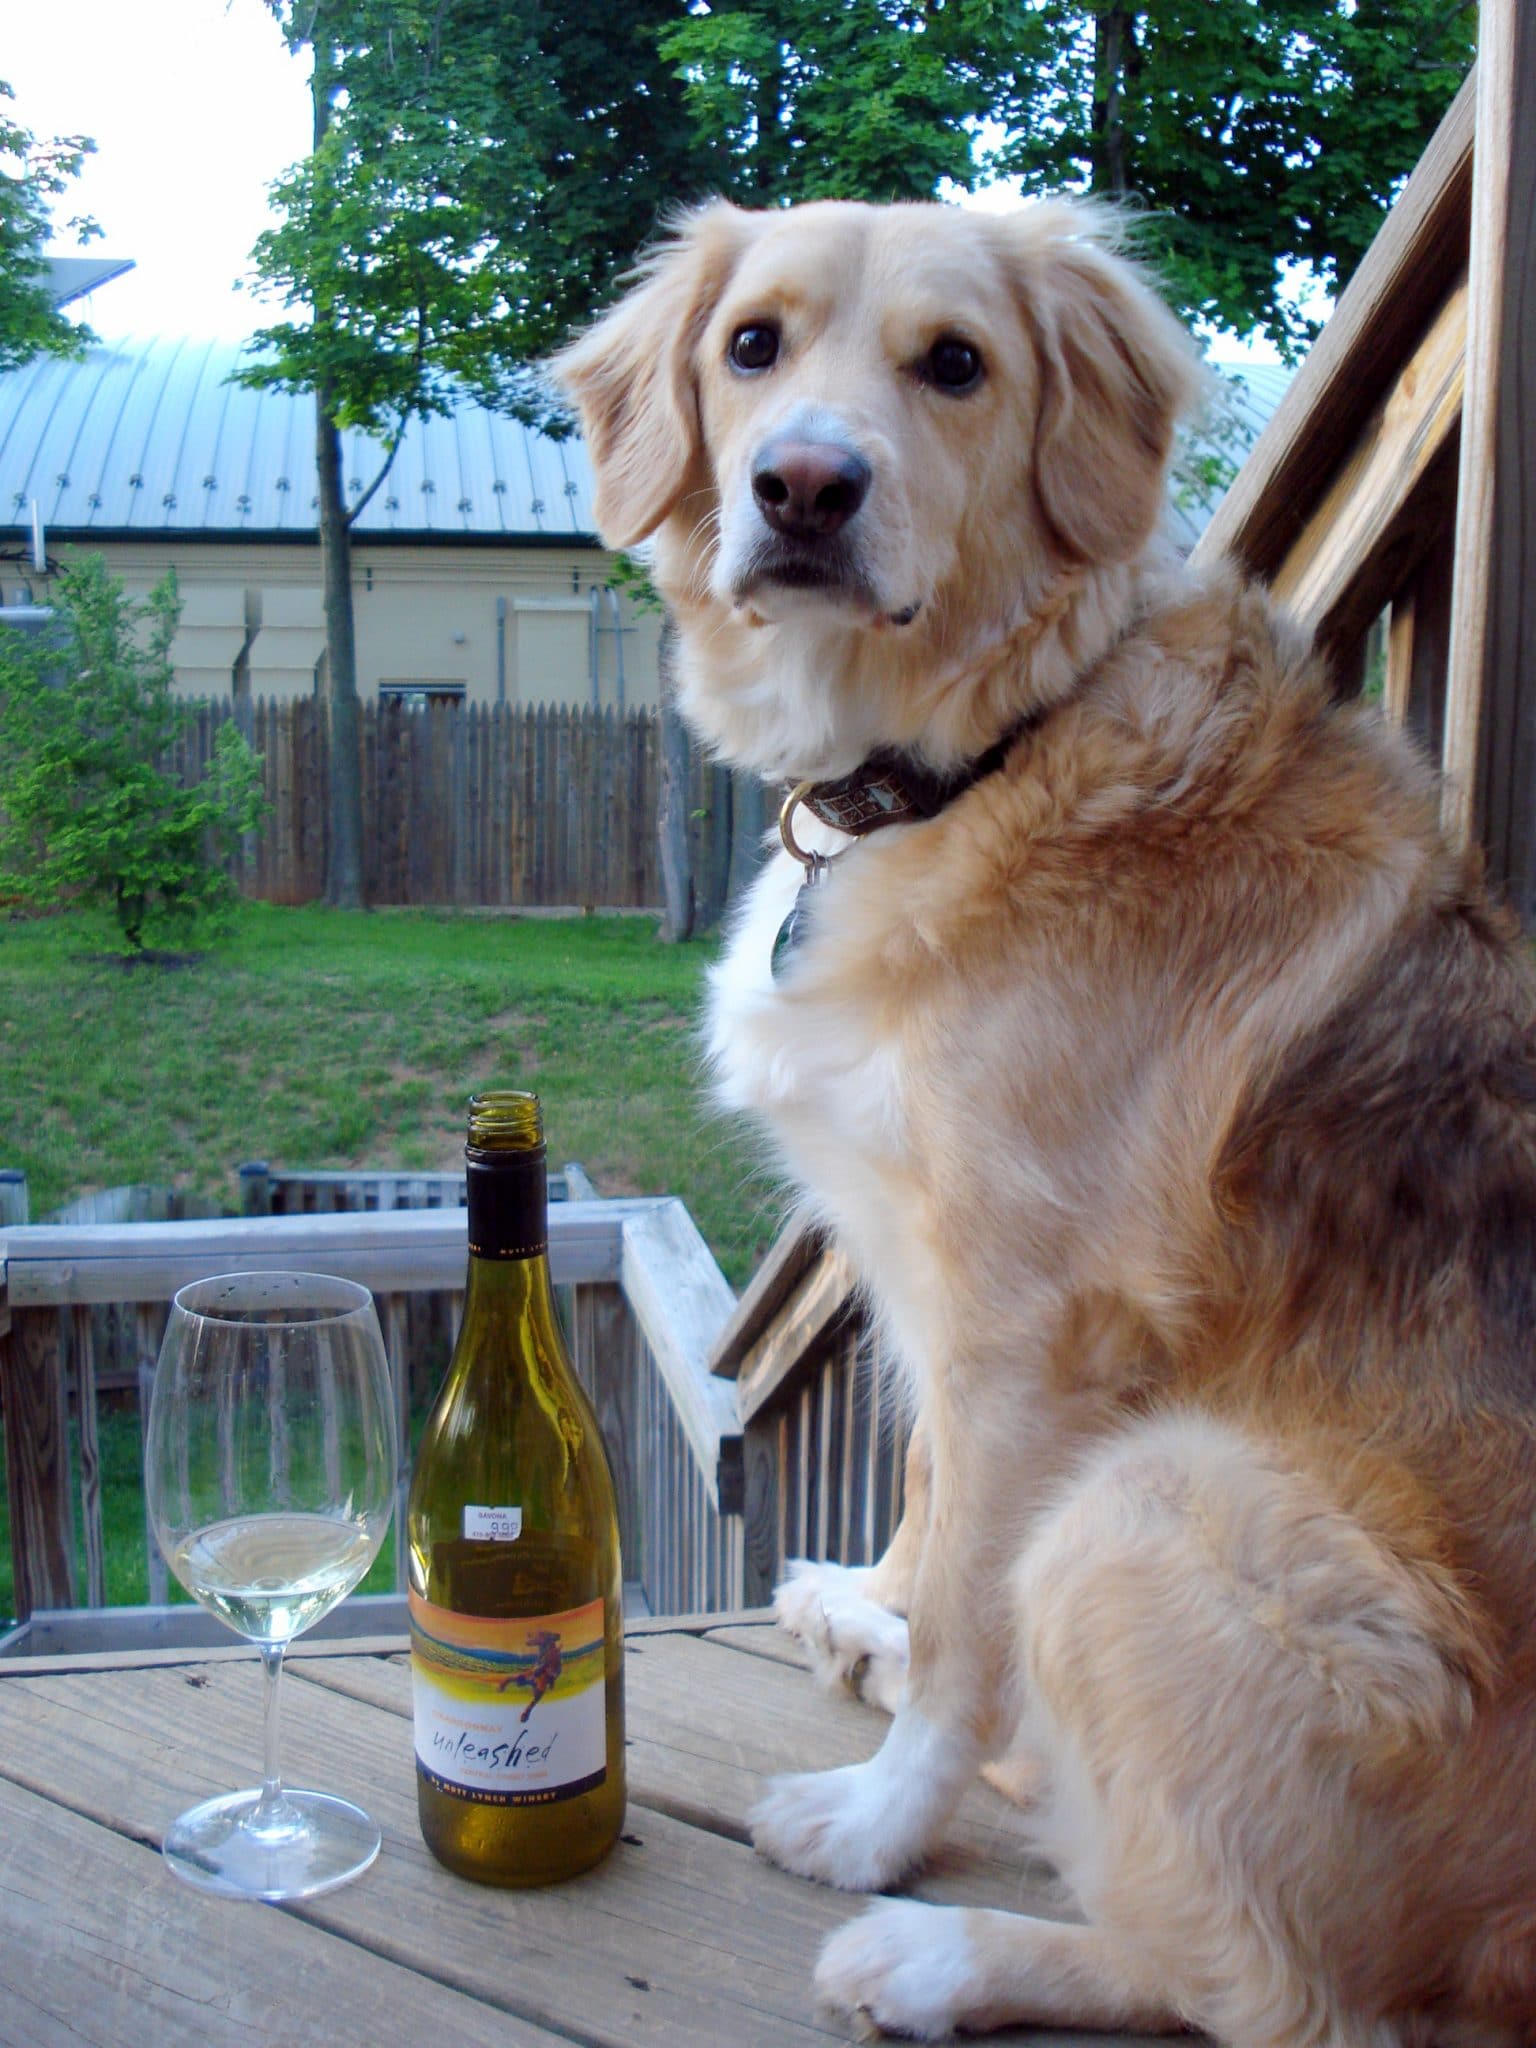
[554,200,1197,778]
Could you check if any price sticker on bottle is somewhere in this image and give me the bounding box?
[463,1504,523,1542]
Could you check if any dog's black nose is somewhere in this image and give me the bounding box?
[752,440,871,539]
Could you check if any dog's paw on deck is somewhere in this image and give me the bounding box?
[816,1899,977,2040]
[773,1558,910,1715]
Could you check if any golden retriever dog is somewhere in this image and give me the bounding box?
[556,198,1536,2047]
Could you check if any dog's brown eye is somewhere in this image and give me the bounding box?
[729,324,780,373]
[923,337,983,392]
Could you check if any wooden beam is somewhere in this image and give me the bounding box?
[618,1199,741,1506]
[0,1198,657,1307]
[1384,532,1458,757]
[1269,283,1466,657]
[736,1246,858,1428]
[1442,0,1536,908]
[1196,68,1475,582]
[708,1209,824,1380]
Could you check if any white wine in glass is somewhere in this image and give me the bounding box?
[145,1269,398,1901]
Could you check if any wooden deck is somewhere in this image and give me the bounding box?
[0,1610,1137,2046]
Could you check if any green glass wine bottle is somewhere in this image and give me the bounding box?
[407,1090,626,1885]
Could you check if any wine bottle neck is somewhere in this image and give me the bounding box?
[465,1149,548,1262]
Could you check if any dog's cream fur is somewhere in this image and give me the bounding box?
[557,199,1536,2046]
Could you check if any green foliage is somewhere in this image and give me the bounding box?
[607,553,665,617]
[238,0,995,446]
[242,1,551,448]
[0,556,268,954]
[658,0,984,202]
[0,78,100,372]
[237,1,1473,444]
[988,1,1476,359]
[461,1,723,374]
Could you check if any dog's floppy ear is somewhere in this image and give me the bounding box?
[552,203,751,549]
[997,206,1199,567]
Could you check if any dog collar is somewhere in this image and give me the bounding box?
[778,714,1041,866]
[771,712,1042,977]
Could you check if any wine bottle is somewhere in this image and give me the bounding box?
[407,1089,626,1885]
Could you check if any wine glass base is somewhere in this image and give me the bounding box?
[163,1787,381,1902]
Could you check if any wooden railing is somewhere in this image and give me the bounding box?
[1196,35,1536,915]
[0,1198,742,1634]
[708,1217,907,1606]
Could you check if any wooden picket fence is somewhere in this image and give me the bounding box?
[173,696,738,911]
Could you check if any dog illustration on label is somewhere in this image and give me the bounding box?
[499,1629,563,1724]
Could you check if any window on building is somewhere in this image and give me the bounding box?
[378,679,467,712]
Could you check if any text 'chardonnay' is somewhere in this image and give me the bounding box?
[407,1090,626,1884]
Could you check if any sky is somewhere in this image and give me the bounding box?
[6,2,1287,363]
[7,0,312,341]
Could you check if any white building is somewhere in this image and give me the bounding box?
[0,331,662,710]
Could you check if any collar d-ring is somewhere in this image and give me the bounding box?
[778,781,820,873]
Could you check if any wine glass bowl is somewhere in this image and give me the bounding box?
[145,1269,398,1900]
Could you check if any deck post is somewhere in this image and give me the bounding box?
[0,1306,75,1621]
[1442,0,1536,904]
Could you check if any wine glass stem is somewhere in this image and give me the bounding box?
[253,1640,290,1826]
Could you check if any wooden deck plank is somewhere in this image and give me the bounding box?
[0,1659,859,2047]
[702,1618,808,1666]
[293,1630,1068,1913]
[0,1638,1140,2046]
[0,1772,559,2048]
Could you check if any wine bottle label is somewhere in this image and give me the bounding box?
[409,1589,607,1805]
[462,1504,522,1542]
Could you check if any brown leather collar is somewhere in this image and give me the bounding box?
[781,712,1042,860]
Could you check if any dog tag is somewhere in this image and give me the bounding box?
[772,854,828,979]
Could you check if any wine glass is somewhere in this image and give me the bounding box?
[144,1269,398,1901]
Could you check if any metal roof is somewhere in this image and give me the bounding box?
[1,332,1283,552]
[42,257,137,309]
[0,334,596,541]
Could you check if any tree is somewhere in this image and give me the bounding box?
[0,556,267,955]
[657,2,1473,359]
[656,0,987,202]
[242,0,540,906]
[986,1,1477,358]
[0,79,99,371]
[458,1,726,367]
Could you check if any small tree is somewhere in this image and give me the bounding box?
[0,556,267,955]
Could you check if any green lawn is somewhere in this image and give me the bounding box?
[0,902,790,1625]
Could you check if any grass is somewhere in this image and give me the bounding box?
[0,902,791,1626]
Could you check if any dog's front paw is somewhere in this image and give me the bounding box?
[817,1899,976,2040]
[750,1761,924,1892]
[774,1559,910,1714]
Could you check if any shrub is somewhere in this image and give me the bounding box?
[0,554,266,953]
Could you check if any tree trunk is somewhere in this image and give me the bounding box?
[1091,7,1133,201]
[656,618,695,943]
[726,771,769,909]
[308,40,365,911]
[315,393,366,908]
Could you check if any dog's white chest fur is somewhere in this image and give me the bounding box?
[708,842,942,1369]
[709,845,901,1158]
